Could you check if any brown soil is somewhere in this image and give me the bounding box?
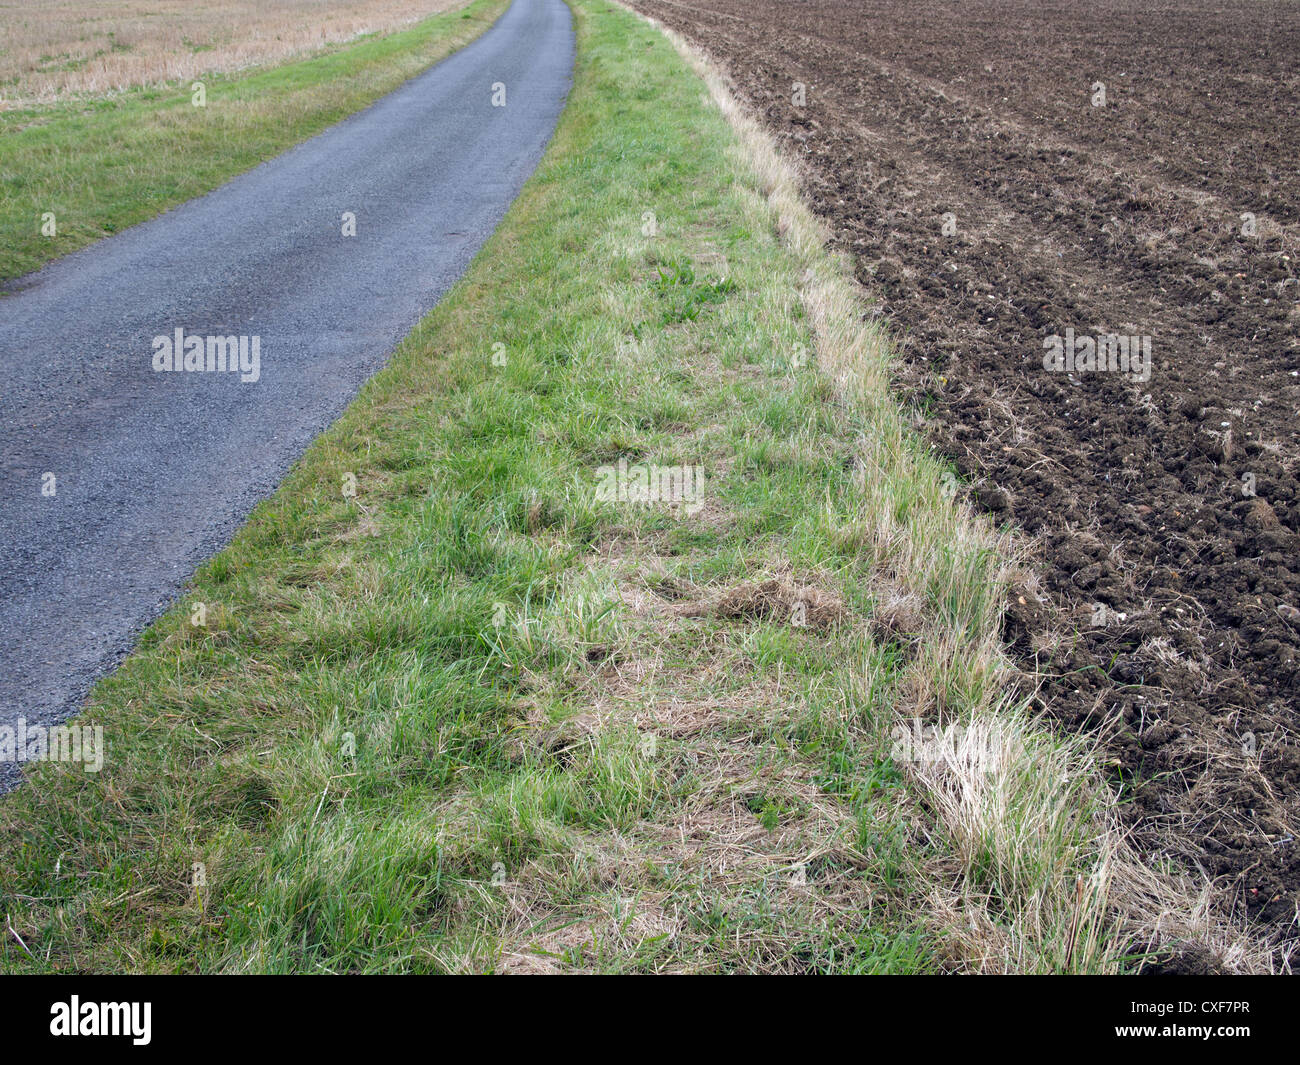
[628,0,1300,948]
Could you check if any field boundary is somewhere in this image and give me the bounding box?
[621,1,1282,974]
[624,0,1300,967]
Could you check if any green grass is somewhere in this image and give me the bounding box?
[0,0,508,284]
[0,0,1141,974]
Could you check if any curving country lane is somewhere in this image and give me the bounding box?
[0,0,575,785]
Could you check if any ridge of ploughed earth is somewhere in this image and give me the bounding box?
[629,0,1300,951]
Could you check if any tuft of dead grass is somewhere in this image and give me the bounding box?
[673,576,848,631]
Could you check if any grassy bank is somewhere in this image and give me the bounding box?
[0,0,1188,973]
[0,0,505,284]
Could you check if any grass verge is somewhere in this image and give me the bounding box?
[0,0,505,285]
[0,0,1254,973]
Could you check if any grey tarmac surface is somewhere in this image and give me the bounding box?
[0,0,574,786]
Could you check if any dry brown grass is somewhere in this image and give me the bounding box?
[0,0,468,106]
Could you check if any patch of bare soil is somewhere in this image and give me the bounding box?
[629,0,1300,949]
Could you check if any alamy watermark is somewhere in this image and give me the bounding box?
[152,327,261,383]
[595,459,706,516]
[889,719,1010,774]
[50,997,150,1045]
[0,717,104,773]
[1042,328,1151,383]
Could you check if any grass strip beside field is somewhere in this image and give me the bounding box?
[0,0,506,284]
[0,0,1208,973]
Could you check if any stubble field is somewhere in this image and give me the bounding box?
[0,0,466,105]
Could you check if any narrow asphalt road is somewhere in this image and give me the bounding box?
[0,0,574,785]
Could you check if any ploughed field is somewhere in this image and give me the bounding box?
[629,0,1300,952]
